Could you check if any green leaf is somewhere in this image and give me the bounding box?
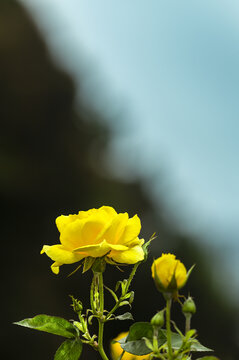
[115,280,122,292]
[160,330,212,352]
[14,315,77,338]
[127,322,153,341]
[196,357,219,360]
[118,322,212,356]
[119,322,166,356]
[120,339,151,356]
[191,340,213,352]
[115,312,134,321]
[119,300,130,307]
[54,339,83,360]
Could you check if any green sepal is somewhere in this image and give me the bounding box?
[14,315,77,338]
[82,257,95,273]
[54,338,83,360]
[92,257,106,273]
[142,233,156,261]
[105,257,119,266]
[115,312,134,321]
[67,263,83,278]
[181,264,195,288]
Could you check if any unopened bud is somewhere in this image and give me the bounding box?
[182,297,196,315]
[70,295,83,314]
[150,310,165,328]
[129,291,134,304]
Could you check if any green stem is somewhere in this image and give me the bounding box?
[105,262,140,321]
[125,262,140,293]
[105,301,119,320]
[90,276,96,314]
[98,272,104,313]
[185,314,191,334]
[98,320,108,360]
[166,298,173,360]
[97,272,109,360]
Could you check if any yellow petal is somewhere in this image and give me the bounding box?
[103,213,129,244]
[56,206,116,236]
[109,245,144,264]
[73,240,111,258]
[118,215,141,245]
[41,244,85,264]
[51,262,60,274]
[126,237,144,247]
[151,254,187,289]
[59,214,107,250]
[55,214,78,233]
[108,244,129,251]
[98,206,117,217]
[175,260,187,288]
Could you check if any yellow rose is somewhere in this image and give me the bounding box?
[151,253,187,293]
[111,332,150,360]
[41,206,144,274]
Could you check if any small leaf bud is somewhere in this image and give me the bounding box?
[70,295,83,314]
[182,297,196,315]
[150,310,165,328]
[129,291,135,304]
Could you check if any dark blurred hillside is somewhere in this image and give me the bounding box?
[1,1,238,359]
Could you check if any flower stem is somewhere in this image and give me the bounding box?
[105,262,140,321]
[185,313,191,334]
[90,275,96,314]
[97,272,109,360]
[166,298,173,360]
[125,262,140,293]
[98,320,108,360]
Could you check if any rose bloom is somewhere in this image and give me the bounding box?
[41,206,144,274]
[151,253,187,292]
[111,332,150,360]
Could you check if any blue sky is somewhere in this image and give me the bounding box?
[22,0,239,289]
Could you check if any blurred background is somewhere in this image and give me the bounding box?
[1,0,238,359]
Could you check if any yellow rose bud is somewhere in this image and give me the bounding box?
[41,206,144,274]
[151,254,188,293]
[111,332,150,360]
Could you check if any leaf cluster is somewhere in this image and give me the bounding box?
[14,315,83,360]
[117,322,214,359]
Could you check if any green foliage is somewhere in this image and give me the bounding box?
[54,339,83,360]
[118,322,164,355]
[196,357,219,360]
[142,233,156,261]
[115,312,134,321]
[117,322,212,356]
[14,315,77,338]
